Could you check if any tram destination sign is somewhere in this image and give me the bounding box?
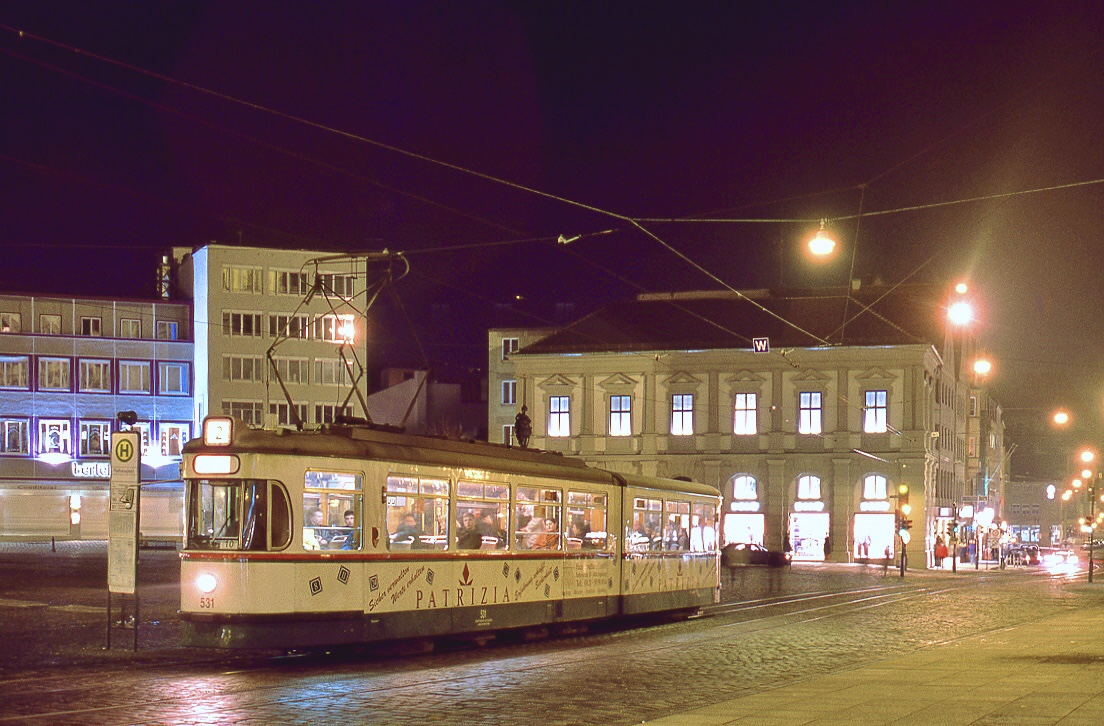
[108,431,141,595]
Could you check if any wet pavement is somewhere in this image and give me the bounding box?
[1,542,1102,724]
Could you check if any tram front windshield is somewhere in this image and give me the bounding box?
[187,479,290,551]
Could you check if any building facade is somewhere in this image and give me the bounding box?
[0,294,193,539]
[489,287,1007,568]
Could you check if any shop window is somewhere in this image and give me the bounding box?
[79,421,111,456]
[1,419,29,454]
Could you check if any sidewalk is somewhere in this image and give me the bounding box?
[646,582,1104,725]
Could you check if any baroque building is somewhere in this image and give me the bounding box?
[489,285,1006,568]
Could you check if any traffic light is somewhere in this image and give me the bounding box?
[897,484,910,508]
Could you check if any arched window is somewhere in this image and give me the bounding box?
[863,474,887,500]
[731,475,757,500]
[797,475,821,500]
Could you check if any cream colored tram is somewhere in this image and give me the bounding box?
[180,416,720,649]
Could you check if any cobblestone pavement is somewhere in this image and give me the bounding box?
[0,542,1094,725]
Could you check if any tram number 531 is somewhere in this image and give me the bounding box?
[199,597,215,609]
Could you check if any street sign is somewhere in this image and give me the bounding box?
[752,337,769,353]
[108,431,141,595]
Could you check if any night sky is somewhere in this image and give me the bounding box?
[4,2,1104,471]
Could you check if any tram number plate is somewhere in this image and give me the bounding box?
[199,597,215,609]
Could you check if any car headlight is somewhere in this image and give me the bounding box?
[196,572,218,594]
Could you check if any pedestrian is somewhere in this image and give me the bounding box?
[883,544,892,576]
[823,534,832,560]
[934,536,948,568]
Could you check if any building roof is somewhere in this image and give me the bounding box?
[517,285,948,355]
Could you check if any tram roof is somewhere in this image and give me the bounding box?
[184,420,719,497]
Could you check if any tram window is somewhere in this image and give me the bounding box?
[663,500,691,551]
[566,491,608,550]
[188,481,241,549]
[187,479,289,551]
[629,497,663,552]
[515,486,561,550]
[690,502,717,553]
[270,483,291,549]
[386,475,449,550]
[303,470,363,551]
[457,481,509,550]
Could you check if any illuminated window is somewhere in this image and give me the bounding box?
[863,474,887,500]
[629,497,662,552]
[79,360,111,392]
[0,356,29,389]
[609,395,631,436]
[457,480,510,550]
[733,393,757,435]
[662,500,691,551]
[159,423,190,456]
[38,358,71,391]
[269,270,310,295]
[1,419,29,454]
[39,315,61,335]
[502,380,517,405]
[222,265,263,293]
[502,337,519,360]
[968,436,978,457]
[515,486,562,550]
[690,502,717,553]
[798,391,822,435]
[0,313,20,333]
[385,475,448,551]
[119,361,151,393]
[732,475,758,500]
[318,314,355,343]
[303,470,364,551]
[156,321,178,340]
[671,394,694,435]
[502,424,514,445]
[38,419,71,455]
[548,396,571,437]
[158,362,189,395]
[797,475,821,500]
[80,317,101,336]
[566,490,609,551]
[79,421,111,456]
[864,390,888,433]
[120,318,141,338]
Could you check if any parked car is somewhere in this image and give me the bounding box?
[721,542,791,568]
[1010,544,1040,565]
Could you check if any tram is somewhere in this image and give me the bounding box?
[179,415,720,649]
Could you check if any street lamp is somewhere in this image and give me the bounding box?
[807,219,837,258]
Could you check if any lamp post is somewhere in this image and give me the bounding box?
[1091,473,1100,583]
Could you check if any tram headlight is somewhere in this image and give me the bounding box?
[196,572,218,594]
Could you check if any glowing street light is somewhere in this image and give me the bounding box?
[948,300,974,326]
[807,219,836,258]
[1053,410,1071,427]
[972,358,993,377]
[1082,450,1096,463]
[955,282,969,295]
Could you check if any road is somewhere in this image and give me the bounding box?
[0,543,1092,725]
